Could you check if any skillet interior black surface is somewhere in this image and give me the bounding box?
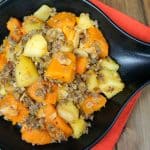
[0,0,149,150]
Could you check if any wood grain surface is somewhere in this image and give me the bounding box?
[99,0,150,150]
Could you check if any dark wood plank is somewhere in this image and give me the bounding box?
[117,86,150,150]
[100,0,146,24]
[143,0,150,25]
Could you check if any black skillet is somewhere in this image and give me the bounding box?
[0,0,149,150]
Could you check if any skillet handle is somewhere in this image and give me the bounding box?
[118,43,150,84]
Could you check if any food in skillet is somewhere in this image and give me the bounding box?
[0,5,124,145]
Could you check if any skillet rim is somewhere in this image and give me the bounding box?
[0,0,149,149]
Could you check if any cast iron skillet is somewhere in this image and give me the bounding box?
[0,0,149,149]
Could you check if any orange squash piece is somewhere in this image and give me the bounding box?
[63,26,75,43]
[47,12,76,29]
[45,104,72,137]
[45,84,58,105]
[83,26,109,58]
[45,52,76,83]
[0,53,7,72]
[7,17,22,42]
[21,126,51,145]
[7,17,21,31]
[47,12,76,42]
[0,94,29,125]
[80,94,107,115]
[3,39,11,53]
[27,80,46,103]
[76,56,88,74]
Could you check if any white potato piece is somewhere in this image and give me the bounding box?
[77,13,94,30]
[98,69,124,99]
[100,57,119,71]
[70,118,87,139]
[58,86,68,100]
[23,16,44,33]
[75,48,88,57]
[61,42,73,52]
[86,71,99,92]
[15,56,39,87]
[57,101,79,123]
[34,5,52,21]
[0,85,6,96]
[24,34,48,57]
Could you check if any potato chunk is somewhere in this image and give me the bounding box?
[100,57,119,71]
[98,69,124,99]
[70,118,87,139]
[22,16,44,34]
[34,5,53,21]
[24,34,48,57]
[86,70,99,92]
[77,13,94,30]
[57,101,79,123]
[15,56,39,87]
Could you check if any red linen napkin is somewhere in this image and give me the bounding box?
[88,0,150,149]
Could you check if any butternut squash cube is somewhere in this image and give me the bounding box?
[45,53,76,83]
[0,94,29,125]
[80,95,107,115]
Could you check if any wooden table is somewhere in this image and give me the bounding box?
[99,0,150,149]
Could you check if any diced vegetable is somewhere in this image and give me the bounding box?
[98,69,124,99]
[2,39,13,61]
[100,57,119,71]
[36,107,45,118]
[27,80,46,102]
[77,13,94,30]
[47,12,76,42]
[80,95,107,115]
[47,12,76,29]
[45,104,72,137]
[81,26,108,58]
[45,84,58,105]
[70,118,87,139]
[7,17,22,42]
[73,29,80,48]
[21,126,51,145]
[15,56,39,87]
[76,56,88,74]
[7,17,21,31]
[34,5,52,21]
[0,94,29,125]
[45,52,76,83]
[0,53,7,72]
[75,48,88,57]
[0,85,6,96]
[24,34,48,57]
[63,26,75,43]
[86,71,99,92]
[58,86,68,99]
[22,16,44,34]
[57,101,79,123]
[61,42,73,52]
